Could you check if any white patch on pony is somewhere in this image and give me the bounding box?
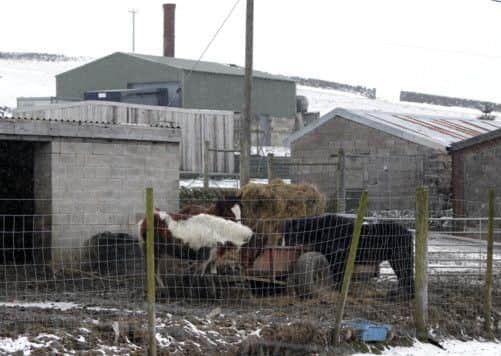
[162,213,252,251]
[230,204,242,223]
[137,219,145,249]
[158,210,169,221]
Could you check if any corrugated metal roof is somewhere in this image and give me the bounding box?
[0,116,180,143]
[125,53,294,82]
[449,127,501,151]
[286,108,501,151]
[0,116,180,129]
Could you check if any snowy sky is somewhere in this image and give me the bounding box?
[2,0,501,102]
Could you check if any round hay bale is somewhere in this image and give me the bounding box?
[239,179,325,246]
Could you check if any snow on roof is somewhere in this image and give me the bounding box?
[297,85,487,118]
[287,107,501,151]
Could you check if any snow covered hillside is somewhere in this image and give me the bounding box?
[0,52,492,121]
[0,55,87,108]
[297,85,490,119]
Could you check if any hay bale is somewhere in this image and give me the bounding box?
[239,179,325,245]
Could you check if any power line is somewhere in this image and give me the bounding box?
[184,0,242,81]
[169,0,242,107]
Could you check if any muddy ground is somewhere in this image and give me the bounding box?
[0,252,500,355]
[0,274,499,355]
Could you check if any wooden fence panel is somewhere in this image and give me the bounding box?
[14,101,236,174]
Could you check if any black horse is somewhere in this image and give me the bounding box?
[283,214,414,298]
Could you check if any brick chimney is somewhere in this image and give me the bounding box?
[163,4,176,57]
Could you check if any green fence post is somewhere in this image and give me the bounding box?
[415,186,429,342]
[334,191,368,344]
[146,188,157,356]
[484,189,495,339]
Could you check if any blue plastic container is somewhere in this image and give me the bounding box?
[342,319,392,342]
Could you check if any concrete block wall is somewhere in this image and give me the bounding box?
[49,138,179,268]
[291,117,451,213]
[452,137,501,218]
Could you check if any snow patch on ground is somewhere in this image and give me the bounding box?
[251,146,290,157]
[0,301,146,314]
[180,178,291,189]
[156,333,175,347]
[0,334,60,354]
[0,301,79,311]
[352,339,501,356]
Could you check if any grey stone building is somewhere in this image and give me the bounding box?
[286,108,501,214]
[56,52,297,118]
[450,128,501,217]
[0,117,180,268]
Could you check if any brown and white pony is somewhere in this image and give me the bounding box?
[137,196,251,287]
[175,195,242,222]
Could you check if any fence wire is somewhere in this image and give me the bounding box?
[0,195,500,354]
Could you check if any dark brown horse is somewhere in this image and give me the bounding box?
[174,195,242,222]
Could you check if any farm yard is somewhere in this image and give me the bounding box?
[3,31,501,356]
[4,0,501,354]
[1,109,501,354]
[0,183,500,354]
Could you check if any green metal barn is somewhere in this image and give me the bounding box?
[56,52,296,118]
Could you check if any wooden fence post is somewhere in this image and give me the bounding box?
[203,140,209,190]
[484,189,495,339]
[334,191,368,344]
[267,153,274,182]
[146,188,157,356]
[415,186,429,342]
[336,149,346,213]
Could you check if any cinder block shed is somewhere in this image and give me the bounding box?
[449,128,501,217]
[286,108,501,214]
[0,117,180,268]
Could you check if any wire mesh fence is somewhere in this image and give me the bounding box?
[0,192,500,353]
[0,200,149,353]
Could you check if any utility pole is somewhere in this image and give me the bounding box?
[129,9,138,53]
[240,0,253,187]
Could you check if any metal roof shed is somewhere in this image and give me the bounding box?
[287,108,501,214]
[286,108,501,150]
[56,52,297,118]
